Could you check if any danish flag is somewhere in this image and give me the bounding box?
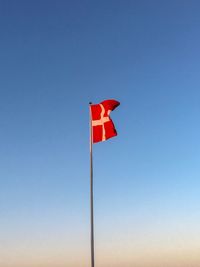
[90,99,120,143]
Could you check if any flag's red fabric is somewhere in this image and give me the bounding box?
[90,99,120,143]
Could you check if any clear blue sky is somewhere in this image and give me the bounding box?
[1,1,200,266]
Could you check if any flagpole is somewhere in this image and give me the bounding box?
[89,102,95,267]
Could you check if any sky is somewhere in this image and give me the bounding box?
[1,1,200,266]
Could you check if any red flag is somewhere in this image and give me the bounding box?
[90,99,120,143]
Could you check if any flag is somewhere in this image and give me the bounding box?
[90,99,120,143]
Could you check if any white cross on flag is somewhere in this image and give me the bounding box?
[90,99,120,143]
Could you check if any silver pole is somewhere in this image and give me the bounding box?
[89,102,95,267]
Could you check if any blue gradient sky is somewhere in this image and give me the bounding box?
[1,1,200,266]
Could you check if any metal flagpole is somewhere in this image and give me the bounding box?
[89,102,95,267]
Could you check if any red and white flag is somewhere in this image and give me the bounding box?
[90,99,120,143]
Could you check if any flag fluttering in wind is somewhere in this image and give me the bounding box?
[90,99,120,143]
[89,99,120,267]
